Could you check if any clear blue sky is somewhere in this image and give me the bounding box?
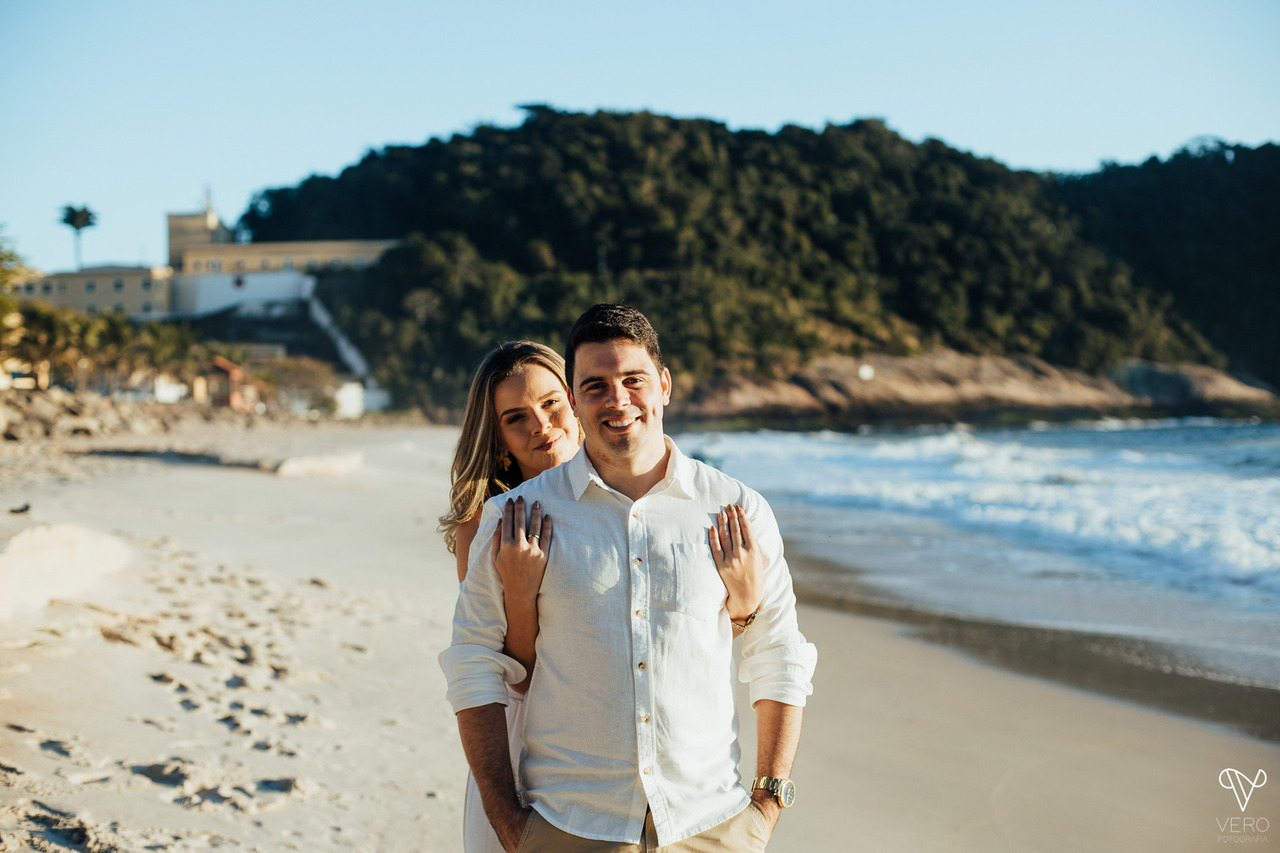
[2,0,1277,274]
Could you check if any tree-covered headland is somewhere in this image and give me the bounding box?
[238,107,1274,411]
[1048,140,1280,389]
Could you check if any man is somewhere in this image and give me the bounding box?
[441,304,817,852]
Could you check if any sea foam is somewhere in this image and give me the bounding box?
[680,419,1280,605]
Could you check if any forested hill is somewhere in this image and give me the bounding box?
[238,107,1272,410]
[1048,141,1280,388]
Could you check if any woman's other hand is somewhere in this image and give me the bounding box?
[708,504,763,628]
[493,496,551,606]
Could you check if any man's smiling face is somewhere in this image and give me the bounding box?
[569,338,671,470]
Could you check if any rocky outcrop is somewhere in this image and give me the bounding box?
[8,353,1277,439]
[1107,360,1277,410]
[673,351,1280,426]
[0,388,259,442]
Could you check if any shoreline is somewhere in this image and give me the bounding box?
[786,547,1280,744]
[13,424,1280,747]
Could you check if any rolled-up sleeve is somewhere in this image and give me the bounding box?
[438,503,528,714]
[736,492,817,707]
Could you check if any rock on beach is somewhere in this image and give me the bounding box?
[0,524,131,618]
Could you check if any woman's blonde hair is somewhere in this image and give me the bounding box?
[438,341,572,554]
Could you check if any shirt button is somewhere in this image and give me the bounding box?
[641,714,649,723]
[643,767,650,775]
[632,512,639,519]
[634,557,642,565]
[638,662,646,670]
[635,609,642,617]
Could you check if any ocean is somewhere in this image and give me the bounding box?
[677,418,1280,690]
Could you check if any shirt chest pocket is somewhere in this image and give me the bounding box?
[650,542,727,621]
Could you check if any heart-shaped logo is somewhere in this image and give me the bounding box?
[1220,768,1267,812]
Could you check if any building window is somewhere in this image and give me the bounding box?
[25,283,34,293]
[114,303,124,312]
[42,282,52,294]
[329,259,342,269]
[142,301,152,313]
[142,278,152,291]
[209,260,222,272]
[283,257,294,270]
[85,280,96,293]
[58,282,66,294]
[235,260,246,270]
[306,259,317,271]
[86,304,96,315]
[192,261,201,272]
[261,259,270,270]
[354,256,366,269]
[113,278,124,292]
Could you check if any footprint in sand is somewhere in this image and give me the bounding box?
[130,758,190,787]
[130,715,178,733]
[0,802,101,851]
[127,755,313,813]
[40,739,76,759]
[4,724,97,770]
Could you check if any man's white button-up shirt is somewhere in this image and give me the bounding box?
[441,438,817,846]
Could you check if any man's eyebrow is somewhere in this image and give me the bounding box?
[576,369,646,389]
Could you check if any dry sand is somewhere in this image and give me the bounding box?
[1,422,1276,851]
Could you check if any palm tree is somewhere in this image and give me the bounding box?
[60,205,97,270]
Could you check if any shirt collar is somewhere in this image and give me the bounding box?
[568,436,696,502]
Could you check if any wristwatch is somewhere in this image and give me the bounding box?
[752,775,796,808]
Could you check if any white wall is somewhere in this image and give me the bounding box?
[170,271,316,317]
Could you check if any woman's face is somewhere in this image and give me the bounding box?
[493,363,581,480]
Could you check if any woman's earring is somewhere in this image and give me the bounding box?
[498,449,512,472]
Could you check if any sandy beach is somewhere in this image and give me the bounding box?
[2,421,1277,851]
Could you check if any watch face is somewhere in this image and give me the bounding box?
[779,779,796,807]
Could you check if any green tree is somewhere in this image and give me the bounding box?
[1,226,25,295]
[1050,141,1278,383]
[89,310,140,393]
[0,293,20,362]
[134,320,201,386]
[12,302,76,389]
[60,205,97,270]
[1,231,24,359]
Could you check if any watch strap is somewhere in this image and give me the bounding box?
[752,774,794,807]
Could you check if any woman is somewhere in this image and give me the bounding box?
[440,341,580,681]
[440,340,763,853]
[440,341,581,853]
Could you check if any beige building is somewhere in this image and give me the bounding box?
[182,238,397,275]
[167,207,234,270]
[169,202,394,274]
[14,265,172,317]
[11,200,397,318]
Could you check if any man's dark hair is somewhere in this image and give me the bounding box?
[565,304,666,389]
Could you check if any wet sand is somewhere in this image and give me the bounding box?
[787,552,1280,744]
